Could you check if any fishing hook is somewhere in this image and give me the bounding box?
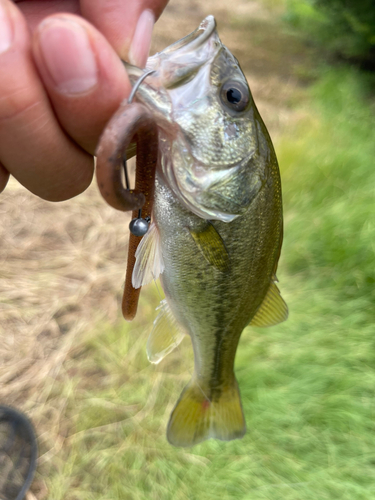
[124,70,156,237]
[96,69,159,320]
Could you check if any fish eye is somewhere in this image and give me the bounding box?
[220,81,250,112]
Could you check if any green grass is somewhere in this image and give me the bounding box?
[283,0,375,63]
[45,67,375,499]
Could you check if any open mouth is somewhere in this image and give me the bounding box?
[161,16,217,55]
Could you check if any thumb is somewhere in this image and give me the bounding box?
[79,0,169,66]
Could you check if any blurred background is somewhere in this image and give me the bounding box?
[1,0,374,498]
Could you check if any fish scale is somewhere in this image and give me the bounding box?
[154,156,281,385]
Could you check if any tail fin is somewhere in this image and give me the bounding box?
[167,378,246,447]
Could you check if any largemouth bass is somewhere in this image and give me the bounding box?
[129,16,288,447]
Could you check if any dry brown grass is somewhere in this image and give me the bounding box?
[0,1,313,496]
[0,179,134,494]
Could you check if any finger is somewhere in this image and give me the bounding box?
[0,162,10,193]
[14,0,80,32]
[32,14,131,154]
[80,0,169,66]
[0,0,93,201]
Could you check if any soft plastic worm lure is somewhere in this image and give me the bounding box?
[96,70,158,321]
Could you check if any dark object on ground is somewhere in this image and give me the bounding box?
[0,405,37,500]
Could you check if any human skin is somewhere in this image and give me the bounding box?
[0,0,169,198]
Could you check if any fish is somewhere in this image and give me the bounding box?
[128,15,288,447]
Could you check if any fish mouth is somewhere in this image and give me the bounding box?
[129,16,219,123]
[161,16,217,55]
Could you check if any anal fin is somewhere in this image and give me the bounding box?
[250,281,288,327]
[167,378,245,447]
[147,299,184,364]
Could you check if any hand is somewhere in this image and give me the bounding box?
[0,0,169,199]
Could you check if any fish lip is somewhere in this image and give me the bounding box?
[128,16,218,123]
[160,16,217,55]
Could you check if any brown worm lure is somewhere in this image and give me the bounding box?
[96,98,158,321]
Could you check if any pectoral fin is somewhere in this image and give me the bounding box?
[132,223,164,289]
[250,282,288,327]
[188,222,230,271]
[147,299,184,364]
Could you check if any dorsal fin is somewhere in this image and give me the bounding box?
[147,299,184,364]
[188,222,230,271]
[132,222,164,289]
[250,282,288,327]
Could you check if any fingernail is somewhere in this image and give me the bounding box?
[0,1,13,54]
[38,18,98,94]
[128,10,154,68]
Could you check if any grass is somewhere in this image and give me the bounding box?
[41,64,375,500]
[283,0,375,64]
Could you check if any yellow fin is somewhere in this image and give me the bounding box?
[147,299,184,364]
[132,223,164,289]
[167,378,246,447]
[250,282,288,327]
[188,222,230,271]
